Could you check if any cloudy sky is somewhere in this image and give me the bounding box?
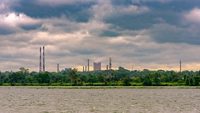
[1,0,200,72]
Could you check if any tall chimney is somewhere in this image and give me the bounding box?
[109,57,112,70]
[57,64,60,72]
[87,59,90,72]
[180,59,182,74]
[43,46,45,72]
[39,47,42,72]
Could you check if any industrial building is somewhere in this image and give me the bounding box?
[93,62,101,71]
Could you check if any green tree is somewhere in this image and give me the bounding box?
[36,72,50,84]
[68,69,79,85]
[152,73,161,86]
[143,75,152,86]
[122,76,131,86]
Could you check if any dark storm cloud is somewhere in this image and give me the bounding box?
[100,0,200,46]
[104,0,183,31]
[105,13,156,30]
[13,0,94,22]
[149,24,200,45]
[99,0,200,35]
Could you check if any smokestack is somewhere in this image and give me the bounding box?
[109,57,112,70]
[43,46,45,72]
[87,59,90,72]
[180,59,182,73]
[83,66,85,72]
[57,64,60,72]
[39,47,42,72]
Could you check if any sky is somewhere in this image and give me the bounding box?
[1,0,200,72]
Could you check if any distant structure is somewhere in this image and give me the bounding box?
[93,62,101,71]
[39,47,42,72]
[39,46,46,72]
[106,65,109,70]
[83,66,85,72]
[85,66,87,72]
[109,57,112,70]
[180,59,182,73]
[64,68,72,72]
[57,64,60,72]
[87,59,90,72]
[43,46,45,72]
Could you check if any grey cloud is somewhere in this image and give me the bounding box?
[149,23,200,45]
[99,30,120,37]
[105,13,156,30]
[39,17,81,33]
[71,48,103,56]
[14,0,93,22]
[0,12,42,34]
[1,0,200,71]
[0,0,19,13]
[20,24,42,30]
[0,26,16,35]
[35,0,96,6]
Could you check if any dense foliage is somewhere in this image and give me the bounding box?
[0,67,200,86]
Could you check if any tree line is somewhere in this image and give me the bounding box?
[0,67,200,86]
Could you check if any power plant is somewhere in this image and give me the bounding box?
[37,47,184,72]
[82,58,112,72]
[39,46,46,72]
[37,48,187,72]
